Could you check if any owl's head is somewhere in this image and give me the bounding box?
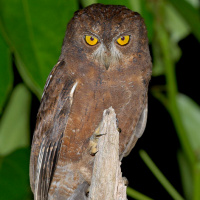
[61,4,150,73]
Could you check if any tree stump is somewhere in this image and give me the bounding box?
[88,107,127,200]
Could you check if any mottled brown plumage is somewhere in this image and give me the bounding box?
[30,3,152,200]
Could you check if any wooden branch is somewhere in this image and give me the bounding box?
[88,107,127,200]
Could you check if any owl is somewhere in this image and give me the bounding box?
[30,3,152,200]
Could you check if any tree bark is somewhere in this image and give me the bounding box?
[88,107,127,200]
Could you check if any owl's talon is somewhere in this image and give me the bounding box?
[89,122,105,155]
[89,139,98,156]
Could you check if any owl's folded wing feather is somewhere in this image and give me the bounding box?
[34,132,63,200]
[120,100,148,159]
[29,60,77,200]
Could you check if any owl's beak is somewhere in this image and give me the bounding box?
[104,57,110,70]
[103,51,111,70]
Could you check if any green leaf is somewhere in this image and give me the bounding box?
[0,32,13,114]
[127,187,153,200]
[186,0,200,8]
[176,94,200,158]
[128,0,142,13]
[152,37,165,76]
[0,0,78,98]
[151,1,189,76]
[129,0,154,42]
[164,2,191,63]
[0,148,32,200]
[81,0,97,7]
[150,2,167,77]
[0,84,31,156]
[140,150,184,200]
[168,0,200,42]
[165,2,190,42]
[97,0,132,8]
[177,150,193,200]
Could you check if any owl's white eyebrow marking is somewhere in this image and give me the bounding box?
[110,43,122,61]
[92,43,105,62]
[93,43,122,67]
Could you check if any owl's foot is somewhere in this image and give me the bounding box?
[89,123,105,156]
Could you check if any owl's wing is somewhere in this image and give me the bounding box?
[120,101,148,159]
[29,60,77,200]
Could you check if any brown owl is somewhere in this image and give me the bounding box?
[30,3,152,200]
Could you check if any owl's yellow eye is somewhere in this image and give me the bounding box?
[85,35,98,46]
[117,35,130,46]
